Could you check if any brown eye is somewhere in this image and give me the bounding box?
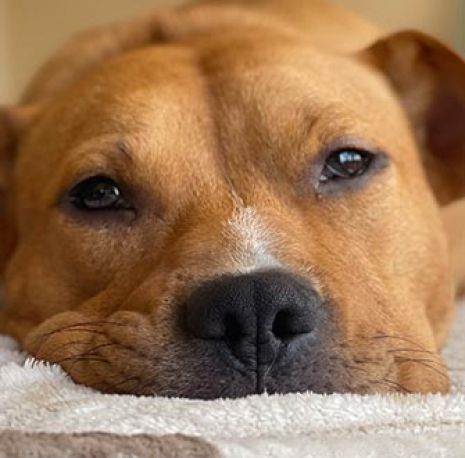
[69,176,131,211]
[320,149,374,182]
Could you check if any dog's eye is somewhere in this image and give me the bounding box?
[320,149,374,182]
[69,176,130,211]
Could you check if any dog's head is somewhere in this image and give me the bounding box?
[1,4,464,398]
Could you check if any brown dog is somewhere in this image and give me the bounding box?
[0,0,464,398]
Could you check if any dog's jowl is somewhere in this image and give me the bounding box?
[1,0,465,398]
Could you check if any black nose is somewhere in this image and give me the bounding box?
[184,270,323,380]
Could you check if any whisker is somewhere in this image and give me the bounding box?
[347,365,372,376]
[32,319,129,346]
[370,378,412,394]
[55,355,109,366]
[387,347,434,355]
[31,329,111,356]
[50,319,129,330]
[136,377,158,395]
[352,358,382,365]
[63,342,125,370]
[370,335,428,351]
[108,376,142,392]
[81,342,122,356]
[38,339,95,354]
[393,355,445,368]
[394,357,449,380]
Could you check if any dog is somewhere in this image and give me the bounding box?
[0,0,464,399]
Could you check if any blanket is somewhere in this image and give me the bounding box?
[0,303,464,457]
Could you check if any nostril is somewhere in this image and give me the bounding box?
[224,313,244,342]
[272,309,297,340]
[272,308,315,341]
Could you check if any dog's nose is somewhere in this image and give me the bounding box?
[184,270,322,369]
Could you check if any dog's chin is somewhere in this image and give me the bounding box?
[125,342,449,399]
[21,310,449,399]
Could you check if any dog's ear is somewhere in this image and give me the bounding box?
[0,105,39,271]
[360,31,465,205]
[0,107,18,272]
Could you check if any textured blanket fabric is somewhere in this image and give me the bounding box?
[0,303,464,457]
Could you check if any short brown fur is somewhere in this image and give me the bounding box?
[1,0,465,396]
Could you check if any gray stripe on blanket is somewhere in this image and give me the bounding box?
[0,431,220,458]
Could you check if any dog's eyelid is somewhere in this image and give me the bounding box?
[315,135,383,158]
[63,167,132,196]
[67,172,120,191]
[58,138,137,188]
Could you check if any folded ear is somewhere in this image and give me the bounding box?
[0,105,39,271]
[0,108,17,272]
[360,31,465,205]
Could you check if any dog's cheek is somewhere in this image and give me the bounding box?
[2,221,144,335]
[397,179,455,346]
[22,310,156,393]
[22,311,105,390]
[25,316,115,392]
[2,247,84,335]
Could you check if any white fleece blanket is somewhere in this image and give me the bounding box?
[1,304,464,457]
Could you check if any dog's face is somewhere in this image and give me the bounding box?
[1,14,465,398]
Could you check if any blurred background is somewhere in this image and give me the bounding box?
[0,0,464,104]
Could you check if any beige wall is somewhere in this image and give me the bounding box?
[334,0,464,47]
[0,0,12,103]
[4,0,184,104]
[1,0,464,104]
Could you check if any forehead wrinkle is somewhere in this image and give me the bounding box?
[198,45,324,195]
[115,139,135,165]
[59,134,141,180]
[194,53,248,211]
[201,66,329,195]
[100,46,244,206]
[209,64,330,133]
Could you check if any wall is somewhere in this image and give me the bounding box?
[334,0,463,49]
[0,0,464,104]
[0,0,12,103]
[4,0,183,103]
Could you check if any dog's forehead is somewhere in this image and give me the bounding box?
[20,38,416,204]
[50,38,405,137]
[73,43,404,145]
